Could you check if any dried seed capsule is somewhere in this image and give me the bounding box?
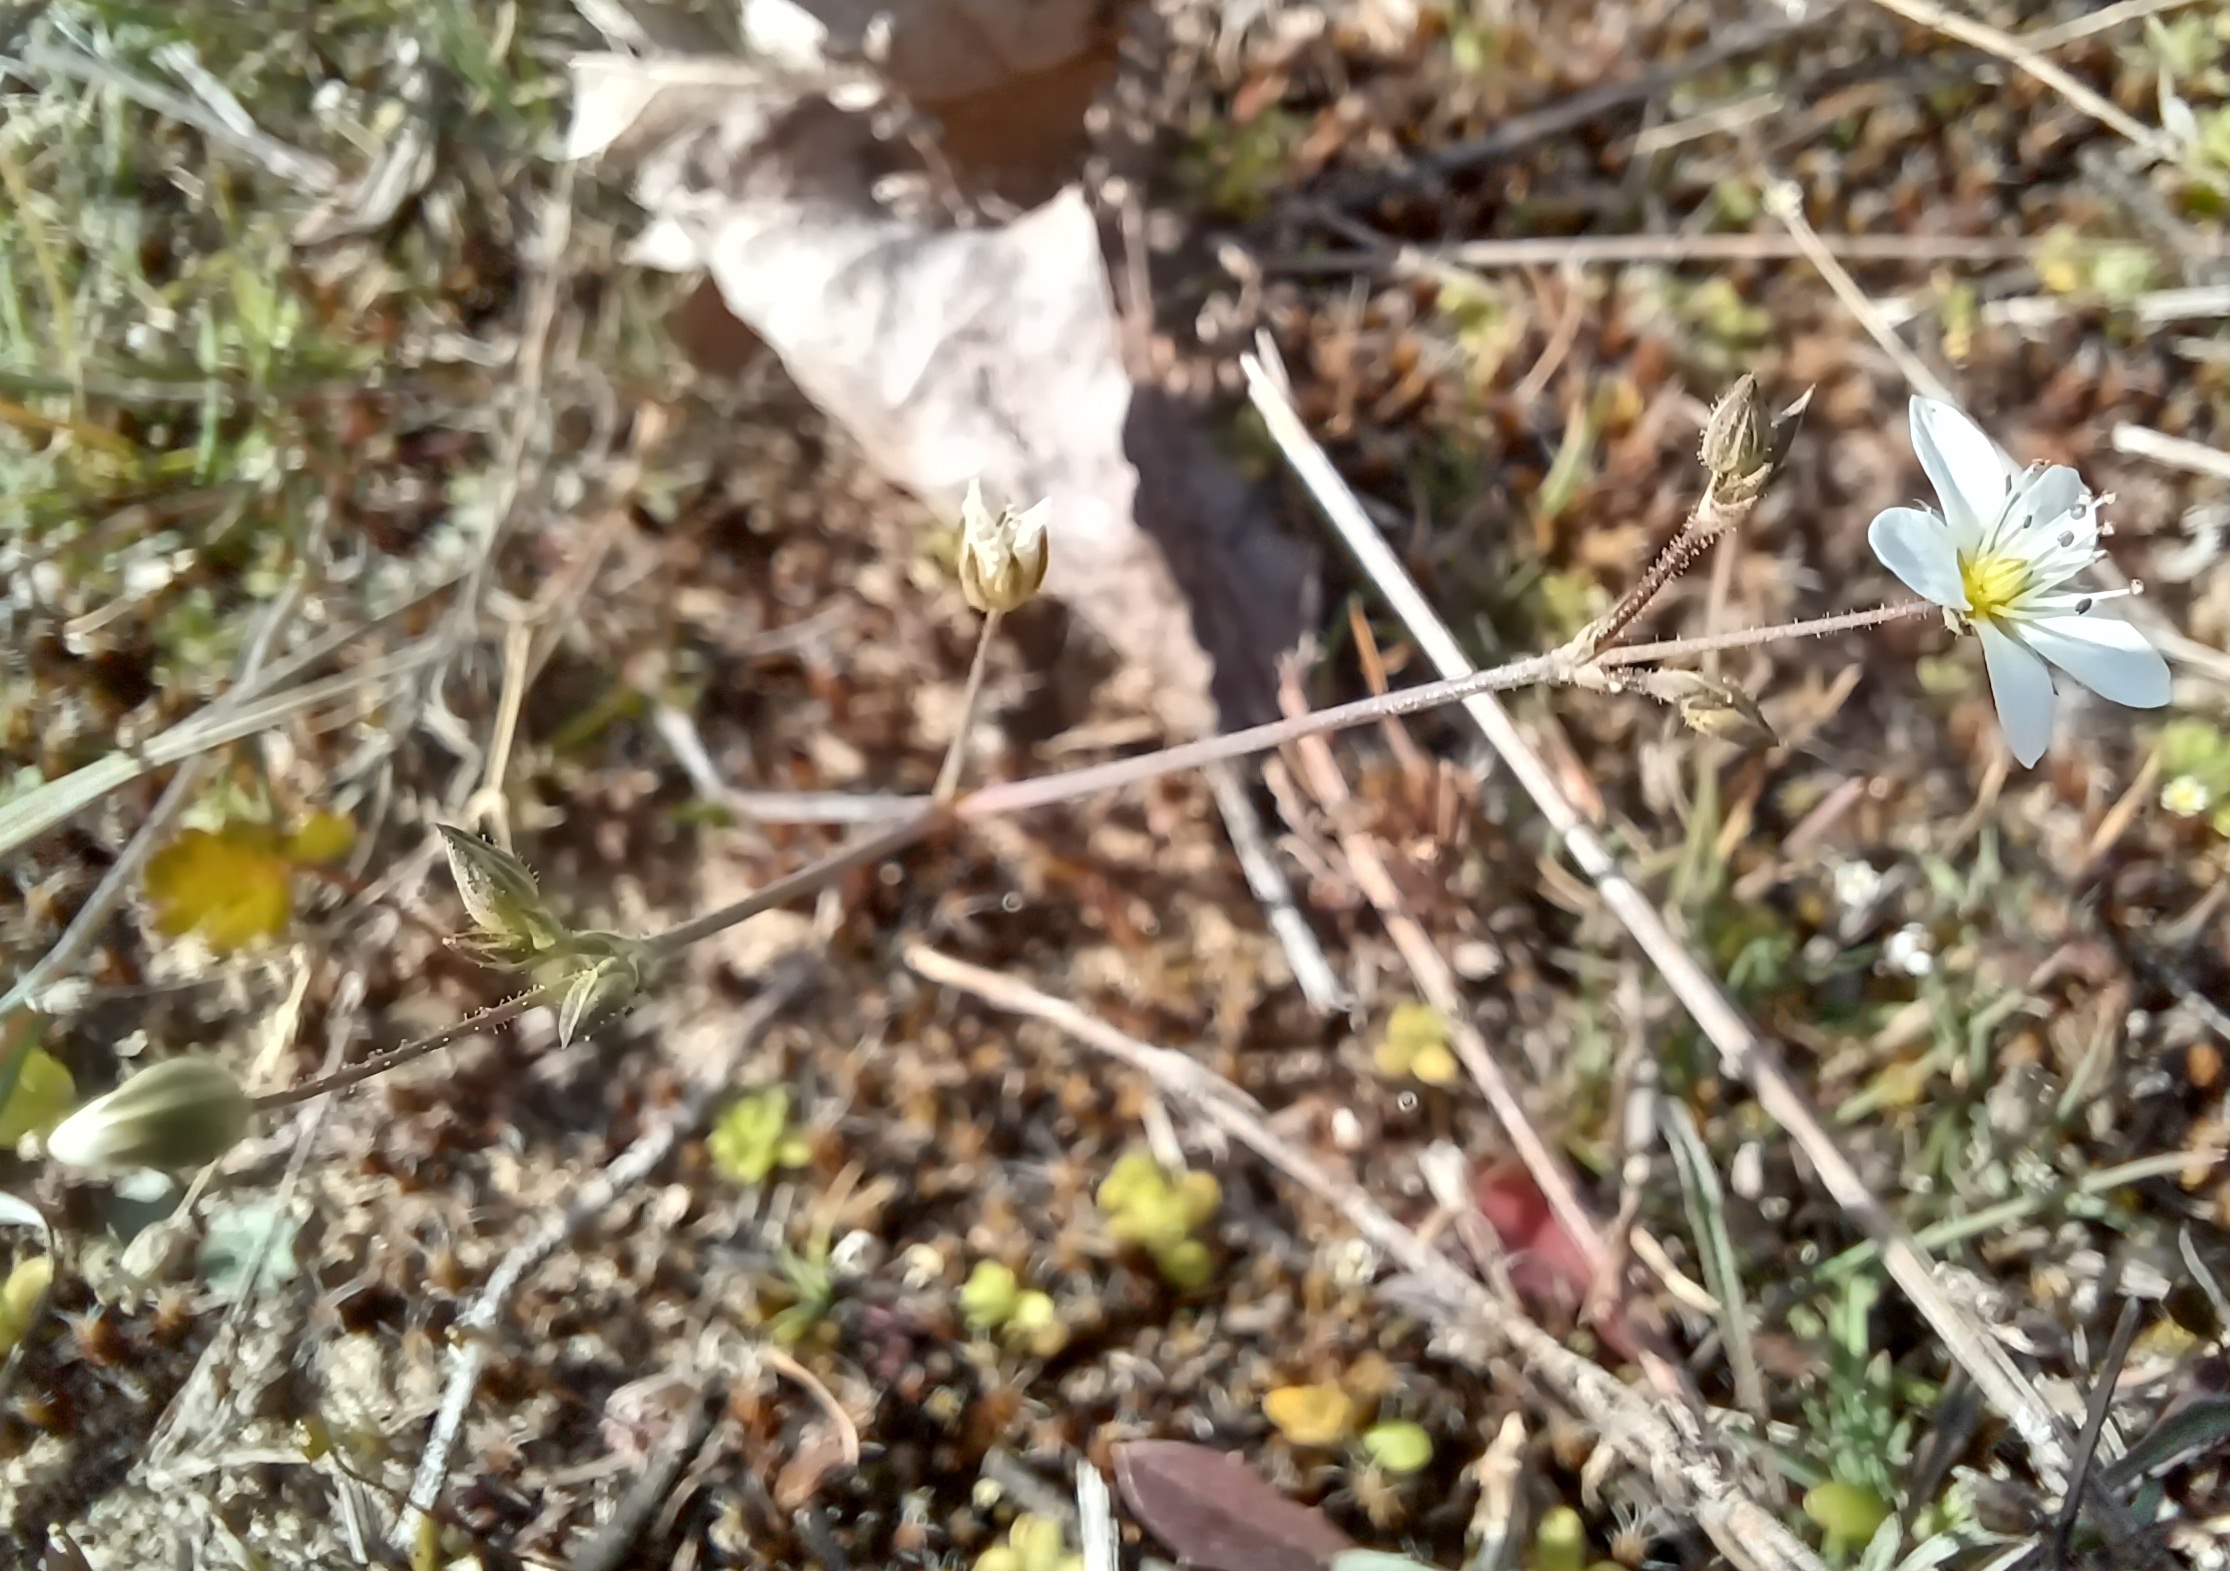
[1645,670,1778,750]
[957,480,1051,614]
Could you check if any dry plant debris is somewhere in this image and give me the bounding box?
[2,1,2230,1570]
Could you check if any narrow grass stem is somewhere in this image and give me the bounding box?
[646,813,947,955]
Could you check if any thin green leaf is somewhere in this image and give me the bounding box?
[1661,1099,1766,1422]
[2105,1397,2230,1488]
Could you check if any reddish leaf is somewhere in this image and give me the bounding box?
[1475,1162,1593,1317]
[1474,1162,1641,1362]
[1115,1439,1353,1571]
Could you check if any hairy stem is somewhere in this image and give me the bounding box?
[253,992,545,1111]
[253,600,1928,1110]
[1595,599,1934,666]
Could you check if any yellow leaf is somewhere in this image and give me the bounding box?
[146,826,294,950]
[1869,1056,1935,1111]
[282,810,355,865]
[1409,1041,1460,1086]
[1263,1382,1355,1446]
[0,1255,52,1357]
[0,1048,75,1145]
[1377,1001,1456,1083]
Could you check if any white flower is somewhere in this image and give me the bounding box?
[2161,774,2212,817]
[1831,859,1884,911]
[1868,397,2171,766]
[1883,922,1935,978]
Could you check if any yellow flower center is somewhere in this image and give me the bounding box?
[1959,551,2029,622]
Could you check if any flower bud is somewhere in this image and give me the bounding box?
[1647,670,1778,749]
[437,826,562,961]
[1700,374,1770,488]
[957,480,1050,614]
[45,1057,252,1173]
[545,931,658,1046]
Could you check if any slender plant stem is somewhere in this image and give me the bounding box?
[961,649,1562,816]
[646,812,946,955]
[260,817,940,1109]
[1597,599,1936,666]
[934,610,1001,803]
[1586,514,1723,653]
[252,992,544,1111]
[250,600,1933,1113]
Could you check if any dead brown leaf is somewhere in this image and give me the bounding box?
[569,29,1308,734]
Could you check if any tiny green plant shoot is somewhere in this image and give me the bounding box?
[1097,1149,1220,1289]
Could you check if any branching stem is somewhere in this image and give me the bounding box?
[254,599,1932,1111]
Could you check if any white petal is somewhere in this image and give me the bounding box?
[1911,397,2014,548]
[1867,507,1968,608]
[1009,498,1051,553]
[1998,465,2098,581]
[1977,619,2057,767]
[2017,611,2173,709]
[2014,465,2089,538]
[44,1103,122,1169]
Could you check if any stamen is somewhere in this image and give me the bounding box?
[2130,578,2145,595]
[2057,530,2075,547]
[2076,597,2093,614]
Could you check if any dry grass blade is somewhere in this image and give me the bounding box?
[1422,6,1833,176]
[2049,1298,2142,1565]
[140,974,365,1478]
[1293,217,2033,276]
[1239,349,2082,1494]
[1206,761,1352,1014]
[1272,669,1609,1292]
[8,39,339,192]
[1762,180,1954,403]
[1858,0,2180,160]
[0,643,445,871]
[2111,421,2230,482]
[2026,0,2204,51]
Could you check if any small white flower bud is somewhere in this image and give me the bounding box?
[957,480,1050,615]
[45,1057,252,1174]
